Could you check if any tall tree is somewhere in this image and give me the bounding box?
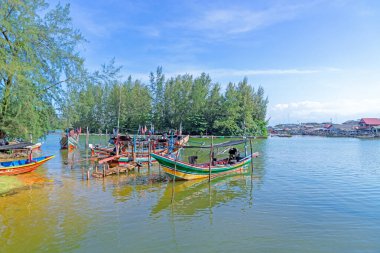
[149,66,165,130]
[0,0,85,139]
[204,83,223,134]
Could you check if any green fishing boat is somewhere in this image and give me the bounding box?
[151,139,259,180]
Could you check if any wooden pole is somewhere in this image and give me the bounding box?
[171,151,180,204]
[249,138,254,175]
[132,137,136,162]
[105,129,108,146]
[148,140,151,171]
[208,136,214,182]
[116,135,119,156]
[86,127,89,149]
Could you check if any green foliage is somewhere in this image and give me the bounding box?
[69,65,269,137]
[0,0,84,139]
[0,2,268,139]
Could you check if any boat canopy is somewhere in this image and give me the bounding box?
[183,139,246,149]
[0,142,35,151]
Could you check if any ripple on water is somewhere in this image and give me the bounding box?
[1,135,380,252]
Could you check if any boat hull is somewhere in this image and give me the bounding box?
[162,166,247,180]
[0,155,55,176]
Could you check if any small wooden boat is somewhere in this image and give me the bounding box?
[92,135,189,167]
[60,128,80,150]
[151,139,259,180]
[0,142,42,160]
[60,136,79,151]
[0,155,54,176]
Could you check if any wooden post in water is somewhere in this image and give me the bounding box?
[105,129,108,146]
[116,135,119,156]
[171,151,180,204]
[86,127,89,149]
[132,137,136,162]
[148,140,151,171]
[208,136,214,182]
[87,169,90,180]
[249,138,254,177]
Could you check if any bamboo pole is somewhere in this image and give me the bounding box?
[105,129,108,146]
[208,136,214,182]
[148,140,151,171]
[86,127,89,148]
[171,151,180,204]
[116,136,119,157]
[249,138,254,176]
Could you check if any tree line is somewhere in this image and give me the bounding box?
[0,1,268,140]
[69,63,268,136]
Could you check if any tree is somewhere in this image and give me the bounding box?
[204,83,223,134]
[214,82,242,135]
[149,66,165,130]
[0,0,85,139]
[186,73,210,133]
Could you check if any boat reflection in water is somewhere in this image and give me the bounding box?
[111,171,167,203]
[110,138,267,215]
[151,172,257,217]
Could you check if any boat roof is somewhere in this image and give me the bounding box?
[184,139,246,149]
[0,142,35,151]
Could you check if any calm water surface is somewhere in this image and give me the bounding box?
[1,134,380,252]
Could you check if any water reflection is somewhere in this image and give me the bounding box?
[151,173,256,217]
[0,134,268,252]
[0,177,91,252]
[112,172,167,203]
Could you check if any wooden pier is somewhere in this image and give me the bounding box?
[90,162,142,178]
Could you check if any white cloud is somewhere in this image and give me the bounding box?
[270,99,380,123]
[175,2,323,38]
[124,67,339,82]
[191,6,297,35]
[69,3,126,38]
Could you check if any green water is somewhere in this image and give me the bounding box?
[1,134,379,252]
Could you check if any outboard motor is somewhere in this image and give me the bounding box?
[228,148,239,164]
[188,156,198,164]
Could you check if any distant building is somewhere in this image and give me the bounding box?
[359,118,380,128]
[358,118,380,135]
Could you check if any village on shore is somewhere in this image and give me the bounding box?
[269,118,380,138]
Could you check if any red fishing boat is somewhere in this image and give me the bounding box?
[0,155,55,176]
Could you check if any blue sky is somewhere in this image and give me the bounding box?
[49,0,380,124]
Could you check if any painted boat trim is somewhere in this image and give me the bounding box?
[0,155,55,175]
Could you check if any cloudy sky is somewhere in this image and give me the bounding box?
[48,0,380,125]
